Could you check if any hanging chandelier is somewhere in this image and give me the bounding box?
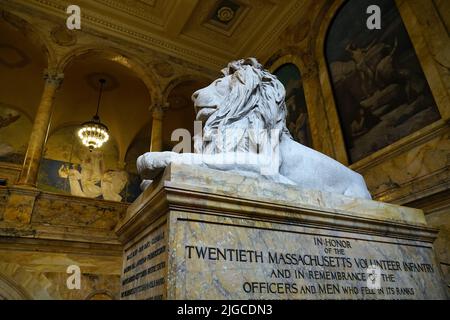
[78,78,109,151]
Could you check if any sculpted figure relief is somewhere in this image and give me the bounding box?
[137,58,371,199]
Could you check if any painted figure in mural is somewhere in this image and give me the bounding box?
[286,95,307,144]
[101,170,128,202]
[284,79,309,145]
[326,0,440,162]
[0,111,20,128]
[37,124,135,202]
[345,40,376,97]
[58,164,87,198]
[138,58,372,199]
[58,150,128,201]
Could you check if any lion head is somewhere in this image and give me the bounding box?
[192,57,291,155]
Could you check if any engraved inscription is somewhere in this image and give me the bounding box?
[121,224,167,300]
[177,221,446,299]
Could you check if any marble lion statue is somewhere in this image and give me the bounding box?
[137,58,371,199]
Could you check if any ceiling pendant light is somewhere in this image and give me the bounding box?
[77,78,110,152]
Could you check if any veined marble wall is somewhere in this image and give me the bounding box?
[0,104,32,165]
[0,185,126,299]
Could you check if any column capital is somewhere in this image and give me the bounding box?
[150,102,170,114]
[117,161,126,170]
[43,69,64,87]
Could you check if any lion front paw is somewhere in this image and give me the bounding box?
[137,152,176,179]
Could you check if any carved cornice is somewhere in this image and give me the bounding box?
[95,0,167,25]
[24,0,225,70]
[11,0,307,73]
[351,120,449,172]
[374,168,450,206]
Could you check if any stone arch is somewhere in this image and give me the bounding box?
[85,289,116,300]
[310,1,350,164]
[57,46,163,107]
[268,54,306,76]
[0,272,32,300]
[160,75,211,151]
[162,74,212,103]
[268,56,314,148]
[0,262,60,300]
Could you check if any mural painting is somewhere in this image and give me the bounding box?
[38,126,141,202]
[0,104,32,164]
[326,0,441,163]
[273,63,312,147]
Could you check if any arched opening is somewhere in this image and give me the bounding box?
[0,272,31,300]
[85,290,115,300]
[273,63,312,147]
[124,122,152,202]
[36,52,152,202]
[0,12,48,173]
[162,78,210,152]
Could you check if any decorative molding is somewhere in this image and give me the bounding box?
[33,0,225,69]
[0,44,30,68]
[13,0,306,73]
[252,1,305,58]
[95,0,165,25]
[50,25,77,47]
[374,167,449,205]
[350,120,449,172]
[202,1,249,38]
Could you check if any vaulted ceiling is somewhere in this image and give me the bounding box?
[0,0,310,162]
[14,0,307,71]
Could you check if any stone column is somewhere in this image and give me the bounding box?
[17,69,64,187]
[149,103,169,152]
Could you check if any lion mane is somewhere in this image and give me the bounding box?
[194,58,292,155]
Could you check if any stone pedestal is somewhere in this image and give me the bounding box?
[115,164,448,300]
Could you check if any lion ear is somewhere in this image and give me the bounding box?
[243,57,261,69]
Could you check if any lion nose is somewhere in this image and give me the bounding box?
[192,91,199,101]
